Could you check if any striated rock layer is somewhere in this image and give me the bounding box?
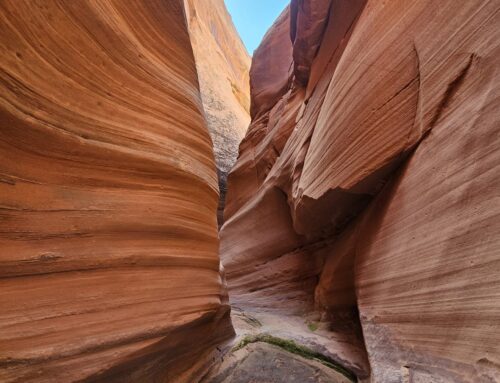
[220,0,500,382]
[0,1,233,382]
[185,0,251,227]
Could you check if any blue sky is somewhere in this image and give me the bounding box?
[224,0,290,55]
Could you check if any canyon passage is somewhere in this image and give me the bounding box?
[0,1,499,383]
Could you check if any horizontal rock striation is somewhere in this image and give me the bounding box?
[0,1,232,382]
[220,0,500,382]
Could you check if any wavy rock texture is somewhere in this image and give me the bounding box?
[220,0,500,382]
[0,1,233,382]
[185,0,250,226]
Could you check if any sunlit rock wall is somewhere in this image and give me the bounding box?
[185,0,251,227]
[0,1,232,382]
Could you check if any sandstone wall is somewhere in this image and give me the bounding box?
[185,0,251,227]
[0,1,232,382]
[220,1,500,381]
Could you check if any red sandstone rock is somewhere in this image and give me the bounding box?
[221,0,500,381]
[222,0,367,313]
[0,1,232,382]
[349,2,500,381]
[290,0,331,85]
[249,7,293,120]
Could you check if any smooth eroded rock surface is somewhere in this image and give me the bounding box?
[0,1,232,382]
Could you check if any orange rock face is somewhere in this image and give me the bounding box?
[185,0,251,227]
[0,1,232,382]
[220,0,500,382]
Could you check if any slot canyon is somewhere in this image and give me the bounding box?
[0,0,499,382]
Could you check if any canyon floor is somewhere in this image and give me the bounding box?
[204,309,364,382]
[209,343,351,383]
